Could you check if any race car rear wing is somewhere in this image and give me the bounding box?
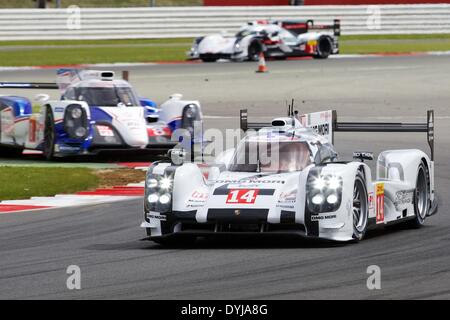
[332,110,435,161]
[0,82,58,89]
[0,71,126,93]
[309,19,341,37]
[278,19,340,37]
[239,108,435,161]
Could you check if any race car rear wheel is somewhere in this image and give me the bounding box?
[314,36,333,59]
[407,161,430,228]
[248,41,263,61]
[201,57,218,63]
[43,106,56,161]
[352,171,369,241]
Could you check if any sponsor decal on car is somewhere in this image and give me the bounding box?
[97,125,114,137]
[187,190,208,208]
[147,126,171,137]
[29,117,37,142]
[216,179,285,184]
[226,189,259,204]
[368,192,374,209]
[311,213,337,221]
[149,212,167,221]
[394,189,414,211]
[376,183,385,223]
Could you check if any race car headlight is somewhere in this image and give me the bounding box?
[160,177,172,190]
[159,193,171,205]
[147,178,158,189]
[312,194,324,205]
[181,104,200,137]
[64,104,88,140]
[307,173,343,213]
[75,127,87,138]
[145,172,175,213]
[185,106,195,119]
[326,194,338,204]
[71,107,83,119]
[328,176,341,190]
[313,177,326,190]
[147,193,159,203]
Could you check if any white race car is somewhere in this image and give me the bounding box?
[0,69,202,159]
[188,19,340,62]
[141,106,437,245]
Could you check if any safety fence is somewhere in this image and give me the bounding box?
[0,4,449,40]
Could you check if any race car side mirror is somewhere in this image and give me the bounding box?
[353,151,374,162]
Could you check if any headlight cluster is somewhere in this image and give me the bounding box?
[181,104,199,131]
[307,174,343,213]
[146,174,174,212]
[64,104,88,139]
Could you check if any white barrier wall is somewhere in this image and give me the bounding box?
[0,4,449,40]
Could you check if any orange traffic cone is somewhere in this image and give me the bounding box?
[256,52,268,73]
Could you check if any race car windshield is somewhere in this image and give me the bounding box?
[229,140,312,173]
[74,87,139,107]
[235,30,257,38]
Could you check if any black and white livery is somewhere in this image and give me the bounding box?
[188,19,340,62]
[141,106,437,245]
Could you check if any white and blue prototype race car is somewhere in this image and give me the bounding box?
[141,106,437,245]
[0,69,202,159]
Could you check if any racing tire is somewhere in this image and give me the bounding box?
[313,36,333,60]
[406,161,430,228]
[201,57,218,63]
[247,41,263,62]
[43,106,56,161]
[352,171,369,241]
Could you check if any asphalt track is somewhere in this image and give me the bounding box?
[1,55,450,299]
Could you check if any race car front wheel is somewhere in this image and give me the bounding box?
[407,161,430,228]
[248,41,263,61]
[352,171,369,241]
[201,57,217,63]
[43,106,56,161]
[314,36,333,59]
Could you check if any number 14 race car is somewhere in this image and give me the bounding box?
[141,106,437,245]
[0,69,202,159]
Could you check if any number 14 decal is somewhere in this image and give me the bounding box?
[226,189,259,204]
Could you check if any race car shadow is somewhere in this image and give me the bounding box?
[84,240,152,251]
[86,224,432,252]
[144,236,348,250]
[363,223,432,241]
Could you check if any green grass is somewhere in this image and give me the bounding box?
[0,38,193,47]
[0,166,98,201]
[0,0,202,8]
[0,44,190,66]
[341,39,450,54]
[0,35,450,66]
[341,34,450,41]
